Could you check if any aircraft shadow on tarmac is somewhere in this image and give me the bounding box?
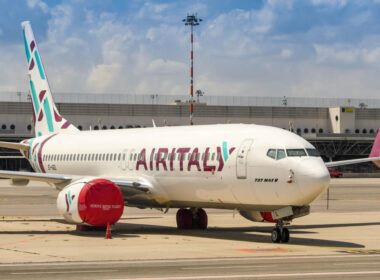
[109,221,372,248]
[1,219,378,248]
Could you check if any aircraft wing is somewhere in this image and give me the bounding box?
[0,170,72,184]
[325,156,380,168]
[0,170,151,195]
[0,141,29,151]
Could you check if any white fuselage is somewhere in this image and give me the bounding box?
[26,124,330,211]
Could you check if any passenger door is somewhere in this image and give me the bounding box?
[236,139,253,179]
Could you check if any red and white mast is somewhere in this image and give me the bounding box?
[183,14,202,126]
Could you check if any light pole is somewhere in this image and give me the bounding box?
[195,89,204,103]
[183,14,202,125]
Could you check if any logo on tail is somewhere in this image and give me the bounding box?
[22,21,78,137]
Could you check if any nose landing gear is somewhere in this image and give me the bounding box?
[176,208,208,230]
[271,220,290,243]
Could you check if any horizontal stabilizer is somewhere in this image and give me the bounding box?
[325,156,380,168]
[0,141,29,151]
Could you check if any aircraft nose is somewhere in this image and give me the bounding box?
[296,158,330,204]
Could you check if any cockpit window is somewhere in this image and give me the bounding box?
[277,149,286,160]
[286,149,307,157]
[267,149,276,159]
[306,148,320,157]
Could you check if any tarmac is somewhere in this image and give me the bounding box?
[0,178,380,279]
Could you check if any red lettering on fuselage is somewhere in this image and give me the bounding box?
[134,146,235,172]
[170,148,175,171]
[136,148,147,171]
[156,148,168,171]
[176,147,191,171]
[203,147,216,172]
[216,147,224,171]
[188,148,201,171]
[150,148,155,171]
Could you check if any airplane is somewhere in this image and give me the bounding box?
[1,21,380,243]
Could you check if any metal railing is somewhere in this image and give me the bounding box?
[1,91,380,108]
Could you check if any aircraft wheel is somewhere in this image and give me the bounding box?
[281,228,290,243]
[176,209,192,229]
[197,208,208,229]
[271,227,281,243]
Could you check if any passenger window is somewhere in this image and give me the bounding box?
[178,154,181,160]
[114,153,117,160]
[217,153,220,160]
[130,154,133,160]
[277,149,286,160]
[212,153,215,160]
[134,154,137,161]
[154,154,157,160]
[202,153,205,160]
[267,149,276,159]
[122,153,126,161]
[118,154,121,161]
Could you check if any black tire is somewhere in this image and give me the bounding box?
[281,228,290,243]
[176,209,193,230]
[271,228,281,243]
[197,208,208,229]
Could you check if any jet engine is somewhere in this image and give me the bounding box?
[239,206,310,223]
[57,178,124,226]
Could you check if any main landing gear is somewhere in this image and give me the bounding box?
[271,220,290,243]
[176,208,208,230]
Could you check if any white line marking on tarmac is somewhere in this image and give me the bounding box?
[181,265,276,270]
[12,270,118,275]
[333,262,380,265]
[1,254,380,267]
[109,271,380,280]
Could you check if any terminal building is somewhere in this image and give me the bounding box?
[1,92,380,173]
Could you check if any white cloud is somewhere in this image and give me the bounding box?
[314,45,359,64]
[362,48,380,63]
[281,49,293,58]
[136,2,169,19]
[311,0,347,8]
[86,64,123,93]
[4,0,380,101]
[27,0,49,13]
[147,59,186,74]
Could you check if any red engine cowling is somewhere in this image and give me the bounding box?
[57,178,124,226]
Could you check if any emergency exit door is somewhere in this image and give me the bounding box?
[236,139,253,179]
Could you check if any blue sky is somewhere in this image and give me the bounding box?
[2,0,380,98]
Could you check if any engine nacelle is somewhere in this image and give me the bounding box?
[239,206,310,223]
[57,178,124,226]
